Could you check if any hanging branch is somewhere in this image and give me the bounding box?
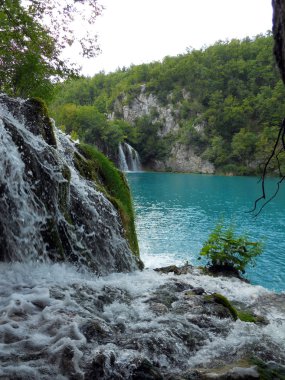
[250,118,285,216]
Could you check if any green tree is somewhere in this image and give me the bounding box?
[136,116,169,163]
[231,128,257,165]
[203,136,229,166]
[0,1,57,98]
[0,0,102,99]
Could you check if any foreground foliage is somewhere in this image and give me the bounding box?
[199,223,263,274]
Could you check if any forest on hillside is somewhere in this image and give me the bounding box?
[49,33,285,175]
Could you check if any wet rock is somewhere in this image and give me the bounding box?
[173,281,192,292]
[154,263,192,275]
[149,302,169,315]
[80,319,113,343]
[192,287,205,295]
[131,358,163,380]
[148,291,178,309]
[85,351,119,380]
[204,366,259,379]
[99,285,132,305]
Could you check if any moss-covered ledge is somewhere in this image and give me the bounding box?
[74,143,143,268]
[204,293,267,324]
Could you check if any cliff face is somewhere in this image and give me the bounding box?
[113,89,215,174]
[153,143,215,173]
[0,94,141,273]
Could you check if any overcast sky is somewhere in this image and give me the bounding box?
[77,0,273,76]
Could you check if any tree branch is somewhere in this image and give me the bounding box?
[250,118,285,216]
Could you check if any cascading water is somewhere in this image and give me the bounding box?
[118,142,142,172]
[0,94,138,273]
[0,118,48,262]
[118,143,129,171]
[0,263,285,379]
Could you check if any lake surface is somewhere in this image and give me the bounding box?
[127,172,285,292]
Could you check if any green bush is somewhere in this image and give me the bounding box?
[199,222,263,274]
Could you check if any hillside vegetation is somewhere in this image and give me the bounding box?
[49,33,285,175]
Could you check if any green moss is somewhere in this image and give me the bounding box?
[250,358,285,380]
[73,151,97,181]
[74,143,142,267]
[205,293,264,323]
[236,310,258,323]
[207,293,238,320]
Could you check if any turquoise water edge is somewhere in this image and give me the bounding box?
[127,172,285,293]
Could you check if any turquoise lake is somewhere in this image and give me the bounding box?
[127,172,285,292]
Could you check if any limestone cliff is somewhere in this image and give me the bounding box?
[112,88,215,174]
[153,143,215,173]
[113,86,179,137]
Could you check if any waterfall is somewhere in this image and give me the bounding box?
[118,142,142,172]
[0,94,138,273]
[118,143,129,171]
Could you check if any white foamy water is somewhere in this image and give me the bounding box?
[0,262,284,379]
[0,118,48,262]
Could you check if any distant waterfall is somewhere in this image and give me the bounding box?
[118,143,129,171]
[118,142,142,172]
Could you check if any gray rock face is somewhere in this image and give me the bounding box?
[115,92,179,137]
[0,94,138,274]
[154,143,215,173]
[115,90,214,173]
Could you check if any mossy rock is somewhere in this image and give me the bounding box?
[73,151,98,182]
[250,357,285,380]
[204,293,238,320]
[73,143,143,268]
[25,97,57,146]
[205,293,266,324]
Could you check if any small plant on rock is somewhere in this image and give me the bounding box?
[199,222,263,276]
